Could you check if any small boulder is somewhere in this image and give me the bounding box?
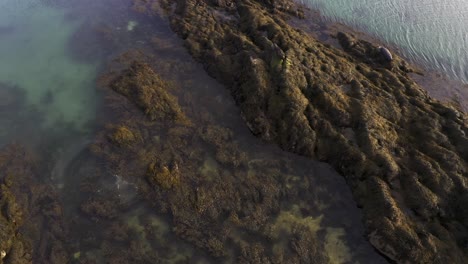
[378,46,393,61]
[336,32,355,50]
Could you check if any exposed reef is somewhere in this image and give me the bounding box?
[90,55,385,263]
[131,0,468,263]
[0,145,70,264]
[1,0,467,262]
[93,60,331,262]
[109,62,189,124]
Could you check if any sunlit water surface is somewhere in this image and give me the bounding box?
[301,0,468,84]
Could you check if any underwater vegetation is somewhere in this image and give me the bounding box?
[109,62,189,124]
[135,0,468,263]
[2,0,467,263]
[0,145,70,264]
[88,49,384,263]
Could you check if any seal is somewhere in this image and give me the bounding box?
[378,46,393,61]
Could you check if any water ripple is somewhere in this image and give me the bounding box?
[303,0,468,83]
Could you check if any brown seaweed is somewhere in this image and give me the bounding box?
[137,0,468,262]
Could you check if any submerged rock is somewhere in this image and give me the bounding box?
[108,125,140,147]
[149,0,468,262]
[0,145,71,263]
[90,51,385,262]
[108,62,189,124]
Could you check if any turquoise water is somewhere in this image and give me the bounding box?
[302,0,468,83]
[0,0,98,133]
[0,0,101,154]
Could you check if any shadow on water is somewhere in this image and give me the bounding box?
[0,0,387,263]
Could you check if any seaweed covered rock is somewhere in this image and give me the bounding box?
[107,124,141,147]
[141,0,468,262]
[147,161,181,189]
[109,61,189,124]
[0,145,70,264]
[90,57,379,262]
[0,184,24,264]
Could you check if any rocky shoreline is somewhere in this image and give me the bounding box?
[285,5,468,113]
[1,0,468,263]
[0,145,70,263]
[142,0,468,262]
[90,50,385,262]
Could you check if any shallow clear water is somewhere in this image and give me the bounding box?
[0,0,386,262]
[302,0,468,83]
[0,0,97,133]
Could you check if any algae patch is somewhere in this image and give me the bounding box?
[325,227,352,264]
[73,251,81,259]
[127,20,138,31]
[270,205,323,236]
[270,205,352,263]
[199,156,219,180]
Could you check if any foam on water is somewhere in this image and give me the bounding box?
[301,0,468,83]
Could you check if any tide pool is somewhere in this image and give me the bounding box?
[0,0,98,132]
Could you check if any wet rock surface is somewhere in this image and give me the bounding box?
[0,145,70,264]
[1,0,467,263]
[131,0,468,263]
[89,46,386,262]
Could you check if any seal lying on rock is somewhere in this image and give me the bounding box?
[378,46,393,61]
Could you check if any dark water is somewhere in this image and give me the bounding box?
[0,0,386,262]
[302,0,468,84]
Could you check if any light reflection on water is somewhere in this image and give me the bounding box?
[301,0,468,83]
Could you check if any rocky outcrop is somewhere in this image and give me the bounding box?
[0,145,70,264]
[91,58,386,263]
[135,0,468,262]
[109,62,189,123]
